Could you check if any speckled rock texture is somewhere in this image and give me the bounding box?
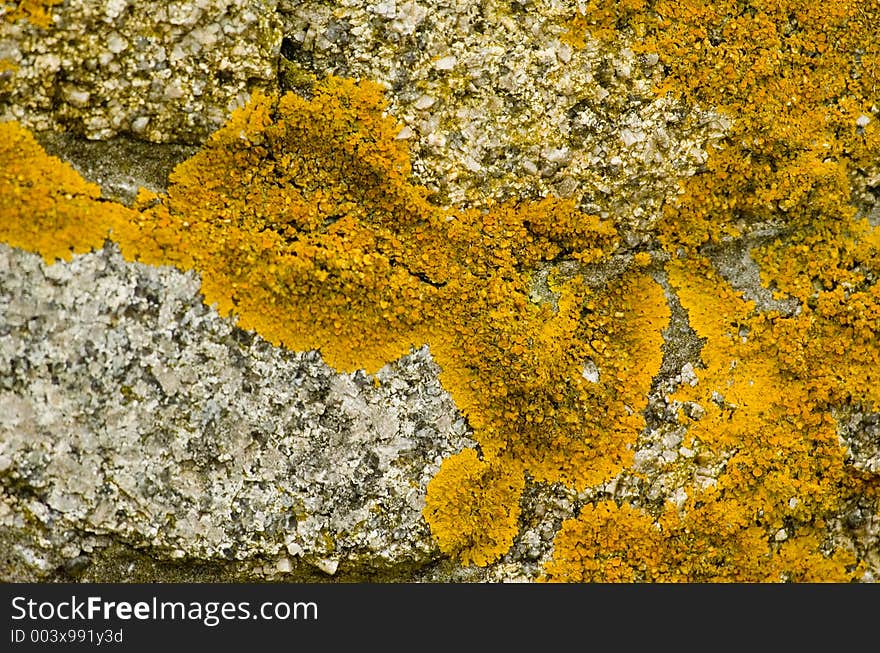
[0,243,476,580]
[1,0,281,143]
[2,0,880,583]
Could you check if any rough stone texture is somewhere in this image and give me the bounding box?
[279,0,728,237]
[838,409,880,475]
[0,0,281,143]
[828,490,880,584]
[0,243,475,580]
[2,0,730,231]
[2,0,880,584]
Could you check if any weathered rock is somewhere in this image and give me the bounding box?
[0,243,475,580]
[1,0,281,143]
[279,0,728,233]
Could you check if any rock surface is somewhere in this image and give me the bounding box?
[2,0,879,582]
[0,242,478,580]
[280,0,728,235]
[1,0,281,143]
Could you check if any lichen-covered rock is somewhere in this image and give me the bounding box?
[0,243,474,580]
[838,410,880,476]
[279,0,728,234]
[1,0,281,143]
[2,0,880,584]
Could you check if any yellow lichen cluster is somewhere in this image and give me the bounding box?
[4,0,880,574]
[661,257,870,581]
[0,77,669,568]
[537,1,880,581]
[546,252,879,581]
[752,220,880,408]
[543,502,666,582]
[2,0,59,27]
[0,122,135,262]
[564,1,880,247]
[422,449,525,567]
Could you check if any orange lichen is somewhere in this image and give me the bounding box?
[422,449,525,567]
[112,84,441,373]
[561,0,648,46]
[751,219,880,408]
[563,1,880,249]
[544,495,858,582]
[542,501,666,582]
[637,257,864,581]
[542,243,878,581]
[0,77,669,567]
[0,121,134,263]
[658,256,863,580]
[5,29,877,574]
[428,268,668,492]
[2,0,59,27]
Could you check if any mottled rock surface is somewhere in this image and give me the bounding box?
[2,0,879,583]
[0,243,474,580]
[281,0,727,236]
[1,0,281,143]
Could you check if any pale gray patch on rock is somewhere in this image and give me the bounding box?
[837,408,880,475]
[702,237,800,316]
[0,243,475,580]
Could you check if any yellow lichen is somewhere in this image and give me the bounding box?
[0,77,669,567]
[2,0,59,27]
[562,1,879,250]
[0,121,134,263]
[638,257,864,581]
[751,218,880,408]
[423,449,525,567]
[545,494,859,582]
[532,0,880,583]
[542,242,880,582]
[542,245,878,581]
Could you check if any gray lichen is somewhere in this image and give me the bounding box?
[0,243,475,580]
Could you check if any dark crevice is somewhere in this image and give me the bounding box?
[389,256,448,289]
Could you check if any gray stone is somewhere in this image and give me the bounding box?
[0,243,475,580]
